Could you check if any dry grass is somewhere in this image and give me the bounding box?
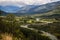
[0,33,13,40]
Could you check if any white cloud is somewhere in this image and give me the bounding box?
[0,0,60,5]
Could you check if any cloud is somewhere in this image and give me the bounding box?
[0,0,60,5]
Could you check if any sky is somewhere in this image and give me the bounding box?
[0,0,60,5]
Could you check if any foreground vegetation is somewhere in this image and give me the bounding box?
[0,14,51,40]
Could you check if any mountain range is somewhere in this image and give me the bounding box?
[0,1,60,15]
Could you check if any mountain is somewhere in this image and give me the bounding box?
[0,10,8,16]
[34,5,60,19]
[17,1,60,14]
[0,6,20,13]
[0,1,60,15]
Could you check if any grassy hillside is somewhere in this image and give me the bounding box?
[32,5,60,17]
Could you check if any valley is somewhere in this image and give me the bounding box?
[0,13,60,40]
[0,1,60,40]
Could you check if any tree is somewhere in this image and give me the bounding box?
[6,14,15,21]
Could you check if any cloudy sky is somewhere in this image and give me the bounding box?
[0,0,60,5]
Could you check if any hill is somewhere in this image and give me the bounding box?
[32,5,60,18]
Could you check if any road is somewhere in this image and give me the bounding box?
[20,25,58,40]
